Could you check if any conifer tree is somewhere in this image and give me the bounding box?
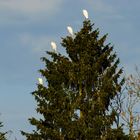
[22,10,126,139]
[0,121,6,140]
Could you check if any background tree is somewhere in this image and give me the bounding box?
[121,67,140,140]
[22,10,126,140]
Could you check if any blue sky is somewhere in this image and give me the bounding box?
[0,0,140,139]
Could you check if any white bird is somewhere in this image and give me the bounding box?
[67,26,74,36]
[38,78,43,85]
[51,41,57,52]
[82,9,88,19]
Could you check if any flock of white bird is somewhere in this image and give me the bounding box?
[38,9,89,85]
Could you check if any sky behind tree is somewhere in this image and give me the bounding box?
[0,0,139,139]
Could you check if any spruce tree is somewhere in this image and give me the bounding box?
[22,11,126,140]
[0,121,6,140]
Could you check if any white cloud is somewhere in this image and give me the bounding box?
[0,0,64,22]
[19,33,58,53]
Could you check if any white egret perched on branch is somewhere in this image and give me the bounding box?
[38,78,43,85]
[51,41,57,52]
[67,26,74,36]
[82,9,88,19]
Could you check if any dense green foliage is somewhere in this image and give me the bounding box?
[0,121,6,140]
[21,19,127,139]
